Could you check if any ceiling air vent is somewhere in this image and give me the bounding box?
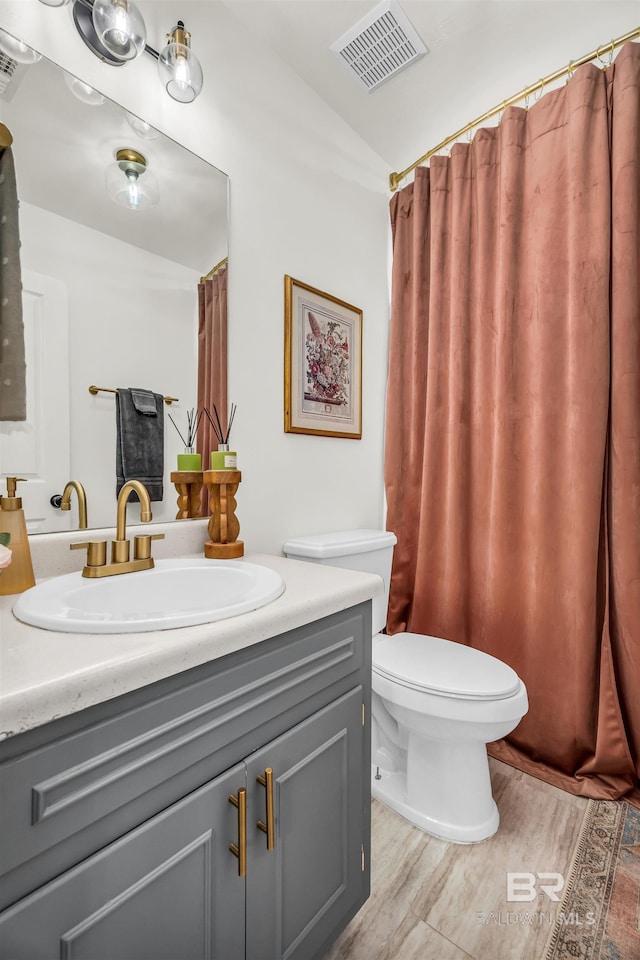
[330,0,428,93]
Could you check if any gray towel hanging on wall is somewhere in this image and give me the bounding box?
[115,387,164,501]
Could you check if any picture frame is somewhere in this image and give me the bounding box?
[284,276,363,439]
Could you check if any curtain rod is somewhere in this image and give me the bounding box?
[200,256,228,283]
[389,25,640,192]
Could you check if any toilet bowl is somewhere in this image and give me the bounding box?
[282,529,529,843]
[371,632,528,842]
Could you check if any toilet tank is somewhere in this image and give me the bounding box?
[282,529,397,635]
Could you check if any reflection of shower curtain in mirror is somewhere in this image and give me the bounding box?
[197,263,228,515]
[0,146,26,422]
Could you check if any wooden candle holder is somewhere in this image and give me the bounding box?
[170,471,204,520]
[203,469,244,559]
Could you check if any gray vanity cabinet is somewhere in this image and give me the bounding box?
[0,764,246,959]
[0,603,372,960]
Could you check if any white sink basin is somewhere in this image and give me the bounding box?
[12,558,285,634]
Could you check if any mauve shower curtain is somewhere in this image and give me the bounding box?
[385,42,640,801]
[197,264,228,515]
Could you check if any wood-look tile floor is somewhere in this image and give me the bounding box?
[324,759,588,960]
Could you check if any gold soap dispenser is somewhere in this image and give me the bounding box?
[0,477,36,595]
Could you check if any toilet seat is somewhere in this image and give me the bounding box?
[373,632,521,700]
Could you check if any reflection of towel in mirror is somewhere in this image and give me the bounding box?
[115,388,164,502]
[0,147,26,421]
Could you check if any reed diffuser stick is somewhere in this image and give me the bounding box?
[204,407,223,445]
[168,408,202,448]
[205,403,237,445]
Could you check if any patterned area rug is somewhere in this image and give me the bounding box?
[545,800,640,960]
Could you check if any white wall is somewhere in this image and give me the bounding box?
[1,2,633,555]
[0,0,392,555]
[20,202,199,528]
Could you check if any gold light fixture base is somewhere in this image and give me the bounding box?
[116,147,146,168]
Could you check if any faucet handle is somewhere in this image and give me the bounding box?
[70,540,107,568]
[133,532,165,561]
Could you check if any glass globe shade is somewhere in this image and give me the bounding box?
[106,152,159,210]
[0,31,42,65]
[92,0,146,62]
[64,73,106,107]
[125,111,159,140]
[37,0,71,6]
[158,42,203,103]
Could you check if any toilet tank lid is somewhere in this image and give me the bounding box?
[283,529,397,559]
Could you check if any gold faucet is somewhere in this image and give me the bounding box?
[71,480,164,578]
[113,480,153,563]
[60,480,88,529]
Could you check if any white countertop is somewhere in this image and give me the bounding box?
[0,552,382,741]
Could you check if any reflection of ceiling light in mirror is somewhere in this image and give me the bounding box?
[106,148,159,210]
[92,0,146,62]
[0,30,42,65]
[64,72,106,106]
[158,21,203,103]
[125,111,159,140]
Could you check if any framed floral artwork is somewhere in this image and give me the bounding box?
[284,276,362,439]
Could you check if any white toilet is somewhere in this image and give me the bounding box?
[283,529,528,843]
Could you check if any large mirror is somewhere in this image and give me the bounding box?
[0,31,228,533]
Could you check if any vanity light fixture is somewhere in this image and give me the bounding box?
[64,71,106,106]
[0,30,42,65]
[92,0,146,63]
[105,148,159,210]
[157,21,203,104]
[37,0,204,102]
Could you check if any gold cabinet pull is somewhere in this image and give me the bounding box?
[256,767,275,851]
[229,787,247,877]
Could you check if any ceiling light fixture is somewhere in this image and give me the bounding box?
[105,148,159,210]
[37,0,204,102]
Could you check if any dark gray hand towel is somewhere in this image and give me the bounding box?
[0,147,26,422]
[115,387,164,502]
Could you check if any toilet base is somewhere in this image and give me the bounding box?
[371,765,499,843]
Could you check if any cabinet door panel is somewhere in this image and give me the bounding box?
[246,687,364,960]
[0,765,246,960]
